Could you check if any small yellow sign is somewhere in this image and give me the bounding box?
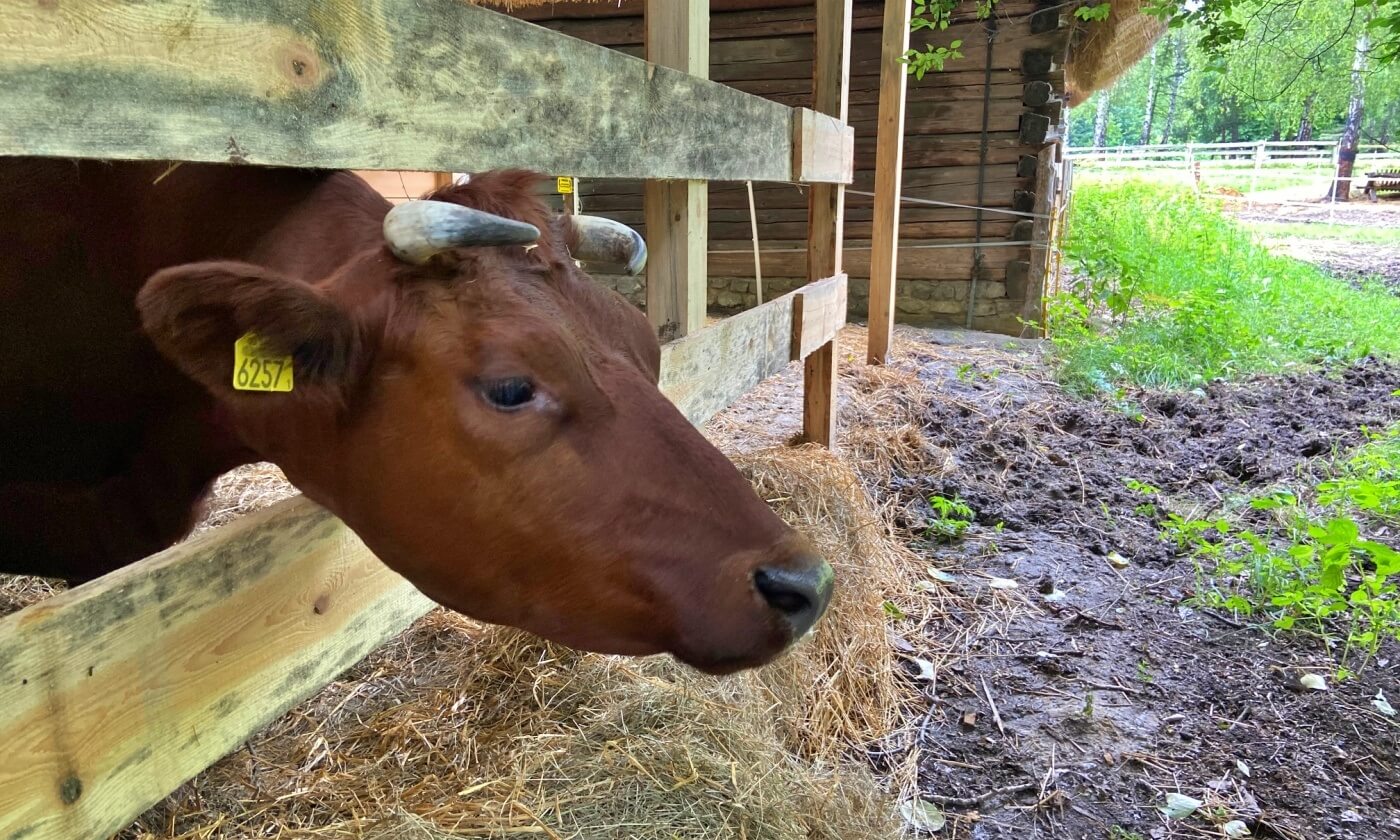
[556,176,574,194]
[232,332,294,392]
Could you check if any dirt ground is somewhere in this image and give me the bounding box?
[717,326,1400,840]
[1228,195,1400,292]
[4,325,1399,839]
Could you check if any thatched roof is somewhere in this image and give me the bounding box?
[1065,0,1168,102]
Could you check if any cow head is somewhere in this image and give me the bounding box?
[136,170,833,674]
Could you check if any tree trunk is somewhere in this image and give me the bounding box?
[1093,90,1111,148]
[1140,43,1160,145]
[1296,93,1315,142]
[1159,34,1187,143]
[1329,28,1370,202]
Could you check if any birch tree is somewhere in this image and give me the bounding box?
[1140,42,1161,144]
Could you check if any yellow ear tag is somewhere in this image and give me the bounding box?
[556,176,574,194]
[232,332,294,392]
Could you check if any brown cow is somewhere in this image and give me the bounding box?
[0,159,832,674]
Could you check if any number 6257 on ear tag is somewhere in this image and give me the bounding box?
[233,332,294,392]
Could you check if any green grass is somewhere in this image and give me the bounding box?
[1076,163,1337,194]
[1241,220,1400,246]
[1050,180,1400,396]
[1167,426,1400,676]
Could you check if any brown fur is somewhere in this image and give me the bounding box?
[0,159,831,673]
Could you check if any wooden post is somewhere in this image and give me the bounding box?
[866,0,910,365]
[644,0,709,341]
[1020,143,1060,336]
[802,0,852,446]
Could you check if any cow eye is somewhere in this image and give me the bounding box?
[481,377,536,410]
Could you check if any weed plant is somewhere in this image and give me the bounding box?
[1165,426,1400,676]
[1050,181,1400,396]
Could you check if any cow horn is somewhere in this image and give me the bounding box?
[570,215,648,276]
[383,200,541,264]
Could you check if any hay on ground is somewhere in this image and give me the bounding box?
[121,447,925,839]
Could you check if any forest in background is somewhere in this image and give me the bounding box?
[1065,1,1400,151]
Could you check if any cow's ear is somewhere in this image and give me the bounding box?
[137,261,361,403]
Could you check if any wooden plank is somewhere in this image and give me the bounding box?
[596,205,1026,229]
[657,275,846,426]
[0,498,435,840]
[709,241,1025,281]
[793,273,849,360]
[865,0,910,365]
[1021,143,1059,334]
[644,0,709,341]
[0,0,852,183]
[507,0,815,23]
[584,177,1026,212]
[793,108,856,184]
[505,0,1043,24]
[803,0,852,448]
[532,4,886,46]
[658,294,796,428]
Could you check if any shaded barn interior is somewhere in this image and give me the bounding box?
[493,0,1070,335]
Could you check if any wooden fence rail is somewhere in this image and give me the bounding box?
[0,0,850,184]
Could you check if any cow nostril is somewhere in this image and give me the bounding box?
[754,569,813,615]
[753,560,833,638]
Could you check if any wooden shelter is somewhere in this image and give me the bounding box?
[0,0,855,836]
[502,0,1074,339]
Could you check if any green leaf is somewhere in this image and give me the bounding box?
[1359,541,1400,576]
[900,798,947,831]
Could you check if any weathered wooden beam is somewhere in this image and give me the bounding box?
[1030,5,1063,34]
[1021,144,1059,334]
[1023,80,1055,107]
[792,274,849,361]
[1022,49,1055,77]
[644,0,710,341]
[0,499,436,840]
[802,0,853,449]
[0,0,847,183]
[866,0,911,365]
[793,108,856,185]
[1020,112,1053,146]
[658,276,845,427]
[709,242,1024,280]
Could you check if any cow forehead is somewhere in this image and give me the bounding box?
[379,258,640,377]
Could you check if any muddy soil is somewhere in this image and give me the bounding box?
[716,325,1400,839]
[854,333,1400,840]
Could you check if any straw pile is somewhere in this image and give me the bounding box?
[1065,0,1168,100]
[118,445,929,839]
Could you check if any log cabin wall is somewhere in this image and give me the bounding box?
[509,0,1070,335]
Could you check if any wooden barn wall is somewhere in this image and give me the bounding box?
[519,0,1069,334]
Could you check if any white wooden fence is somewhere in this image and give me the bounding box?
[1068,141,1400,198]
[1070,140,1400,167]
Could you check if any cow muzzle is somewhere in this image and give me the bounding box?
[753,557,834,640]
